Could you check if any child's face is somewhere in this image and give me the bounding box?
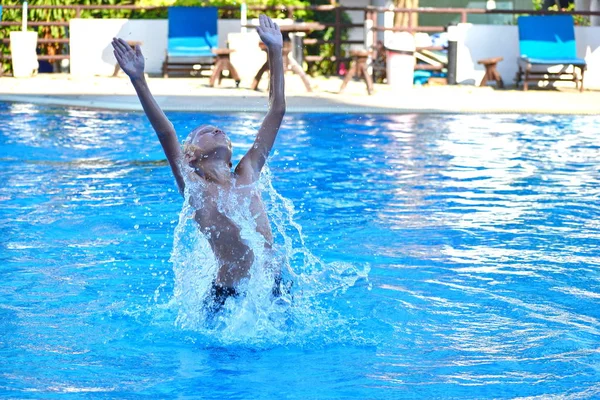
[185,125,232,164]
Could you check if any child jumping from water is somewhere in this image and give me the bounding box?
[111,14,285,311]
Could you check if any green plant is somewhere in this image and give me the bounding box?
[1,0,135,74]
[132,0,310,19]
[0,0,344,76]
[132,0,347,76]
[302,0,351,76]
[532,0,590,25]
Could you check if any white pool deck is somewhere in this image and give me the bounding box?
[1,73,600,115]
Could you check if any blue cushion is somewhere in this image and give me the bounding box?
[518,16,577,60]
[414,70,432,85]
[167,7,218,57]
[168,38,214,58]
[521,56,586,66]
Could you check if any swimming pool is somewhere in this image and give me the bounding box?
[1,101,599,398]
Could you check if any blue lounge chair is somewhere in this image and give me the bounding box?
[162,6,218,77]
[516,15,586,91]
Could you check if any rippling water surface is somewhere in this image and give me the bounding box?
[1,102,599,398]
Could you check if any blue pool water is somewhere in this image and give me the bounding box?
[1,102,600,398]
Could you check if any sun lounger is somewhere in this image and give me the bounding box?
[516,15,586,91]
[162,6,218,77]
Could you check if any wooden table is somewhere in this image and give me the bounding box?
[246,23,325,92]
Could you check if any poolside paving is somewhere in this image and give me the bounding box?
[1,73,600,114]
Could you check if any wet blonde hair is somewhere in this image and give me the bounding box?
[183,140,200,157]
[182,125,233,161]
[182,125,208,156]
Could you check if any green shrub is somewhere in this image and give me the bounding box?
[1,0,134,73]
[0,0,347,76]
[532,0,590,26]
[301,0,351,76]
[132,0,310,19]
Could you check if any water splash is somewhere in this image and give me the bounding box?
[165,166,370,346]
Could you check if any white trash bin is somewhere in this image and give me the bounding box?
[385,32,415,90]
[10,31,39,78]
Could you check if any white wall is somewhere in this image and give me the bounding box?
[455,24,519,86]
[227,32,266,82]
[70,18,245,77]
[218,19,241,48]
[456,23,600,89]
[70,19,167,76]
[575,26,600,88]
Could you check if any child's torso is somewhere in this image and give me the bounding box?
[191,179,273,286]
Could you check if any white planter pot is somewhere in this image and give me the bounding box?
[386,32,416,90]
[10,31,39,78]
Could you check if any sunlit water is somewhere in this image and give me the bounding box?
[1,102,599,398]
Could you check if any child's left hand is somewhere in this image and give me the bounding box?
[256,14,283,49]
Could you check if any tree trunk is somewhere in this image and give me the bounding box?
[394,0,419,28]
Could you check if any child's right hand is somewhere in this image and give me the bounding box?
[112,38,145,80]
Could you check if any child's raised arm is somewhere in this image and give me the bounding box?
[112,38,186,194]
[236,15,286,182]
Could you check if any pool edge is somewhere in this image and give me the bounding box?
[1,94,600,115]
